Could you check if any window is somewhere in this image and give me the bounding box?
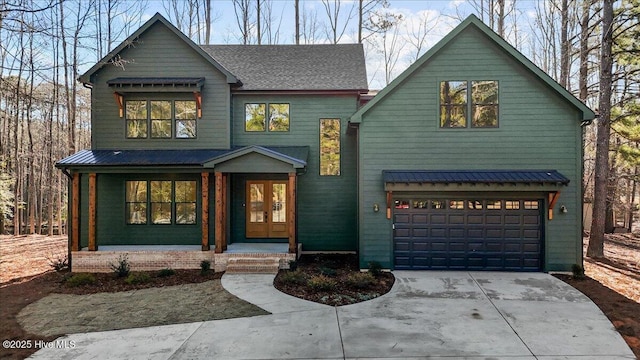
[175,181,197,224]
[175,101,197,138]
[524,200,539,210]
[245,103,290,132]
[505,200,520,210]
[449,200,465,209]
[245,103,266,131]
[486,200,502,209]
[126,101,148,138]
[126,181,147,224]
[269,104,290,131]
[150,181,172,224]
[394,200,409,209]
[151,101,171,138]
[468,200,483,210]
[125,180,197,225]
[125,100,197,139]
[320,119,341,176]
[440,80,498,128]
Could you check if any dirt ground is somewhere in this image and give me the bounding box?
[0,235,67,285]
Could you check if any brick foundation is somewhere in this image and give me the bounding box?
[71,251,296,273]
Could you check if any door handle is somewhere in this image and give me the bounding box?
[264,211,268,221]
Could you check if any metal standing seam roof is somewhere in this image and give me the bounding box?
[201,44,369,92]
[56,146,309,168]
[382,170,570,185]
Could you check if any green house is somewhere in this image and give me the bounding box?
[57,14,593,273]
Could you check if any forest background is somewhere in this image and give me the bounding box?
[1,0,638,258]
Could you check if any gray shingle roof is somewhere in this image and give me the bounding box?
[201,44,368,92]
[382,170,570,185]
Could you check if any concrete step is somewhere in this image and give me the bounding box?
[225,257,281,274]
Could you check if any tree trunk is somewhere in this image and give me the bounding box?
[559,0,569,88]
[587,0,614,259]
[295,0,299,44]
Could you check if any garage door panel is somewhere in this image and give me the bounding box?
[393,198,542,271]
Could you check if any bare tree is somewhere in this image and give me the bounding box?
[405,11,438,62]
[295,0,299,44]
[587,0,614,259]
[301,4,320,44]
[232,0,254,44]
[321,0,356,44]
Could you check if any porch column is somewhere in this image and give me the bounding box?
[214,172,225,253]
[71,173,80,251]
[201,172,210,251]
[288,173,296,254]
[88,173,97,251]
[222,173,228,251]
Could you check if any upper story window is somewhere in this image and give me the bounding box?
[320,119,340,176]
[440,80,498,128]
[245,103,290,132]
[125,100,197,139]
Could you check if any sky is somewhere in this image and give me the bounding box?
[117,1,537,89]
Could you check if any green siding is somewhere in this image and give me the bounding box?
[89,22,231,150]
[232,94,359,251]
[358,27,583,271]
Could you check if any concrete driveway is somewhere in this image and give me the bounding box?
[30,271,634,359]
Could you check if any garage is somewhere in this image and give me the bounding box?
[393,198,543,271]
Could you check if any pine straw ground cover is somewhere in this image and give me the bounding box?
[274,254,395,306]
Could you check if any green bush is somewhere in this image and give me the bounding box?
[571,263,585,280]
[110,254,131,278]
[279,270,307,285]
[125,272,151,285]
[158,268,176,277]
[307,275,337,291]
[368,261,383,277]
[345,272,376,289]
[200,260,211,275]
[319,266,337,277]
[66,273,96,287]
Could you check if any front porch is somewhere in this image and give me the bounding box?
[72,243,297,273]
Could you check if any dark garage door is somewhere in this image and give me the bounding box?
[393,198,542,271]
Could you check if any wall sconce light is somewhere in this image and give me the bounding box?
[373,203,380,212]
[560,205,568,213]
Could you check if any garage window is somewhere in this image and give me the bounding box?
[449,200,465,209]
[524,201,539,209]
[505,200,520,209]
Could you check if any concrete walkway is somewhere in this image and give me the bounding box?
[30,272,635,360]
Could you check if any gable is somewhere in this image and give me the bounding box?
[351,15,594,123]
[79,13,237,85]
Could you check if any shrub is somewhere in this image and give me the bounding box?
[571,263,585,280]
[345,272,376,289]
[110,254,130,278]
[318,266,337,277]
[47,254,69,272]
[66,273,96,287]
[200,260,211,275]
[125,272,151,285]
[307,275,337,291]
[368,261,383,277]
[158,268,176,277]
[288,260,298,271]
[279,270,307,285]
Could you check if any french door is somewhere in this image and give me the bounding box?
[246,180,288,238]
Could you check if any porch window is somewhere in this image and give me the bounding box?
[125,180,197,225]
[320,119,341,176]
[175,181,197,224]
[151,181,172,224]
[125,181,147,224]
[440,80,498,128]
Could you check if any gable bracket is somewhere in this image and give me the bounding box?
[113,92,124,117]
[193,91,202,118]
[548,191,560,220]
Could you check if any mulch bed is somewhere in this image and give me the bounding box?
[274,254,395,306]
[555,274,640,358]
